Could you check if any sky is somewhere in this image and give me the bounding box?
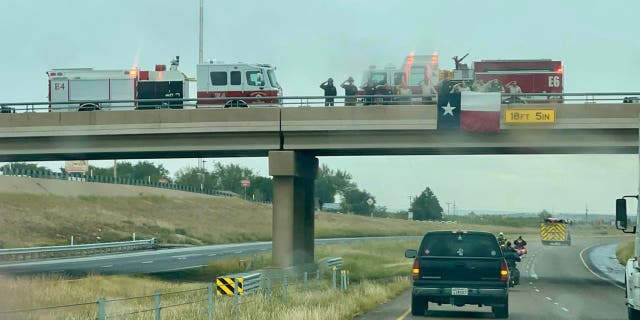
[1,0,639,214]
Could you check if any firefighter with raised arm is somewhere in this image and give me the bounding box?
[320,78,337,106]
[341,77,358,106]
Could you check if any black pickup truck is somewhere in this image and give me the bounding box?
[405,230,509,318]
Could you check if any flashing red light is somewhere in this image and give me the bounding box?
[128,69,138,77]
[555,66,563,74]
[49,72,56,76]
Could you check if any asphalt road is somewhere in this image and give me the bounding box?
[0,236,418,275]
[357,237,627,320]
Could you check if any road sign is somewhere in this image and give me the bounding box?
[65,160,88,173]
[408,211,413,220]
[158,178,168,184]
[366,198,374,205]
[241,179,250,187]
[505,109,555,124]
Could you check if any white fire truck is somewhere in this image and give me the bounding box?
[47,57,188,111]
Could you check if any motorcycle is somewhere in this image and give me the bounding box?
[514,245,527,256]
[508,263,520,287]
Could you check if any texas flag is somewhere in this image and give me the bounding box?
[437,91,501,132]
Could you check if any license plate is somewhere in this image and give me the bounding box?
[451,288,468,296]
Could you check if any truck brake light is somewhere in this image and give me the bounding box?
[500,260,509,282]
[412,259,420,280]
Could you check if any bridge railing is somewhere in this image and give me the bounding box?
[1,92,639,113]
[0,168,272,205]
[0,239,157,262]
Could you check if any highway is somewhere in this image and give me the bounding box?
[357,237,627,320]
[0,236,417,275]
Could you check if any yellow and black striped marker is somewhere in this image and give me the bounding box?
[216,277,244,296]
[540,223,567,241]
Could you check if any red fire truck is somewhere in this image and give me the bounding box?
[444,55,564,102]
[196,62,281,107]
[47,56,188,111]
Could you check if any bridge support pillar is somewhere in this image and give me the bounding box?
[269,151,318,268]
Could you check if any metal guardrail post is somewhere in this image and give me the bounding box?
[283,274,288,304]
[97,298,106,320]
[332,267,337,290]
[265,276,271,300]
[207,283,214,320]
[316,269,321,290]
[233,278,239,319]
[154,291,161,320]
[303,272,308,292]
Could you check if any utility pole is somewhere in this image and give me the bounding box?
[585,204,589,224]
[446,202,451,215]
[453,201,456,216]
[113,159,117,179]
[199,0,204,64]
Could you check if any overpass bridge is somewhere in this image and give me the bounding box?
[1,97,639,268]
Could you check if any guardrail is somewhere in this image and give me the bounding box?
[0,168,271,205]
[1,92,639,113]
[0,239,157,262]
[0,258,350,320]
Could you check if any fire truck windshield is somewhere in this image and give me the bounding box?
[267,69,279,88]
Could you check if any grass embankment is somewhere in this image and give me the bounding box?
[617,240,635,265]
[0,240,416,320]
[0,193,538,248]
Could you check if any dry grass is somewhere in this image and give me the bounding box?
[616,240,634,265]
[0,192,538,248]
[0,240,417,320]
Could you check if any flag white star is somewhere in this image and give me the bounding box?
[441,102,456,116]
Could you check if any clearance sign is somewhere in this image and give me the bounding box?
[65,160,88,173]
[505,109,556,124]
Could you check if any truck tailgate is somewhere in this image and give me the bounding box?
[418,256,503,282]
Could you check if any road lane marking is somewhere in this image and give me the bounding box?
[171,254,203,259]
[396,308,411,320]
[141,261,154,264]
[554,302,559,305]
[561,307,569,312]
[545,297,552,301]
[233,251,243,254]
[579,244,625,290]
[208,254,217,257]
[101,265,113,268]
[535,289,540,292]
[177,257,187,260]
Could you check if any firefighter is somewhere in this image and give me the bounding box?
[472,79,487,92]
[450,80,470,93]
[341,77,358,106]
[320,78,337,106]
[362,80,376,106]
[506,81,525,104]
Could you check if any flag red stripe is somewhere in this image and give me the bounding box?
[460,111,500,132]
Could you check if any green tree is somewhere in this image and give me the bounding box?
[1,162,52,174]
[248,176,273,202]
[538,209,552,220]
[410,187,443,221]
[341,187,375,216]
[174,167,217,190]
[315,165,354,205]
[213,163,255,194]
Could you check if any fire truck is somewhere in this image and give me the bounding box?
[540,217,571,246]
[359,53,440,98]
[47,56,188,111]
[196,62,281,108]
[443,54,564,102]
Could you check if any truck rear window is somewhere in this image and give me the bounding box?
[419,233,502,258]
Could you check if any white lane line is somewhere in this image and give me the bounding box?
[561,307,569,312]
[208,253,217,257]
[530,260,538,280]
[141,261,154,264]
[162,264,207,272]
[171,254,203,259]
[396,308,412,320]
[529,282,533,285]
[101,265,113,268]
[535,289,540,292]
[554,302,559,305]
[579,245,625,290]
[233,251,243,254]
[545,297,553,301]
[177,257,187,260]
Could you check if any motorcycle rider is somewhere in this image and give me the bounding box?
[513,236,527,249]
[504,241,521,286]
[497,232,506,247]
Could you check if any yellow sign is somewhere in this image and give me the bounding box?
[505,109,556,124]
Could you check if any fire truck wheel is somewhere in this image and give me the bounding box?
[78,103,100,111]
[224,100,248,108]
